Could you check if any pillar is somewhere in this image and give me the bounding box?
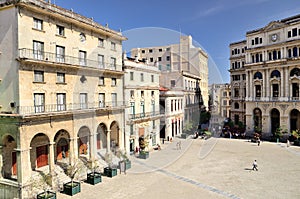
[106,130,111,152]
[15,147,31,184]
[89,133,95,160]
[69,138,76,165]
[0,146,3,179]
[48,142,55,175]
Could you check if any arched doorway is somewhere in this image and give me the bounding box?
[290,109,300,131]
[96,123,107,150]
[78,126,90,156]
[54,130,70,163]
[2,135,16,178]
[253,108,262,132]
[30,133,50,169]
[271,108,280,134]
[110,121,119,152]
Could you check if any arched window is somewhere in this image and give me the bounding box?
[288,49,292,58]
[271,70,281,78]
[254,72,262,79]
[273,50,277,60]
[290,68,300,77]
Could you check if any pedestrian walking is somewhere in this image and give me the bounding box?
[252,160,258,171]
[257,138,261,146]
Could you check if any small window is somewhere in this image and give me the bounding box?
[292,28,297,37]
[34,70,44,82]
[158,57,162,61]
[110,57,116,69]
[151,91,154,96]
[111,78,117,86]
[57,72,65,83]
[98,54,104,68]
[80,93,88,109]
[166,56,170,61]
[98,38,104,47]
[166,48,170,51]
[150,57,154,62]
[99,77,105,86]
[141,91,144,98]
[111,42,116,50]
[159,48,163,52]
[79,50,87,66]
[149,49,153,53]
[141,50,145,53]
[33,18,43,30]
[56,25,65,36]
[151,75,154,82]
[79,33,86,42]
[171,80,176,87]
[288,31,292,38]
[140,73,144,82]
[130,72,134,80]
[130,90,134,98]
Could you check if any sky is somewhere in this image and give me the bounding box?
[54,0,300,84]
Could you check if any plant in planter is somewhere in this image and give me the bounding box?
[138,136,149,159]
[63,160,83,196]
[86,160,102,185]
[104,153,117,177]
[119,150,131,170]
[30,173,56,199]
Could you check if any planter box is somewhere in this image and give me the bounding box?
[63,181,81,196]
[125,160,131,170]
[181,133,187,139]
[104,167,117,178]
[87,172,102,185]
[139,151,149,159]
[37,191,56,199]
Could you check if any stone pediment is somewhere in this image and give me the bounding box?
[264,21,286,32]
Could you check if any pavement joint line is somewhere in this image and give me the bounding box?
[128,138,240,199]
[198,137,219,160]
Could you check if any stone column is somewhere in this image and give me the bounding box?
[15,147,31,184]
[0,146,3,179]
[266,69,270,99]
[106,130,111,152]
[280,68,284,98]
[89,133,95,160]
[285,67,289,98]
[48,142,55,175]
[69,138,76,165]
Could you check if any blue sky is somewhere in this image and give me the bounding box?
[55,0,300,84]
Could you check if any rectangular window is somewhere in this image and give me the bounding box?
[130,102,135,115]
[98,38,104,47]
[110,57,116,70]
[130,72,134,80]
[151,100,155,115]
[171,80,176,87]
[34,70,44,82]
[292,28,297,37]
[140,73,144,81]
[151,91,154,97]
[166,64,171,71]
[151,75,154,82]
[34,93,45,113]
[79,50,87,66]
[130,125,134,135]
[130,90,134,98]
[152,120,156,129]
[57,93,66,111]
[56,25,65,36]
[111,42,116,50]
[141,50,145,53]
[288,31,291,38]
[80,93,88,109]
[150,57,154,62]
[33,18,43,30]
[166,56,170,61]
[141,91,144,98]
[99,77,105,86]
[140,102,145,117]
[33,41,44,60]
[159,48,162,52]
[98,54,104,68]
[99,93,105,108]
[149,49,153,53]
[56,45,65,62]
[57,72,65,83]
[111,78,117,86]
[158,57,162,61]
[111,93,117,107]
[223,100,227,106]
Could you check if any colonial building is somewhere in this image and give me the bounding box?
[230,14,300,138]
[123,56,162,154]
[131,35,208,139]
[229,40,247,126]
[0,0,126,197]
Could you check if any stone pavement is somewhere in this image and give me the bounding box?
[56,137,300,199]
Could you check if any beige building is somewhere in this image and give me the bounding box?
[123,56,162,154]
[0,0,126,198]
[131,35,208,138]
[230,14,300,138]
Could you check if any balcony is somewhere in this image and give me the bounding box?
[129,111,164,120]
[15,101,125,115]
[18,48,121,71]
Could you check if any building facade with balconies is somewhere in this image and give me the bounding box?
[231,14,300,138]
[131,35,208,138]
[123,57,162,154]
[0,0,126,197]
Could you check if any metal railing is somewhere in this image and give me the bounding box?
[129,111,164,120]
[16,101,125,115]
[19,48,121,71]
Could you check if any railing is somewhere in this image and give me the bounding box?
[19,48,121,71]
[129,111,163,120]
[16,101,125,115]
[246,96,300,102]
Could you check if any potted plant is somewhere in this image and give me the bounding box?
[63,160,83,196]
[138,137,149,159]
[86,160,102,185]
[119,150,131,170]
[104,153,117,178]
[33,173,56,199]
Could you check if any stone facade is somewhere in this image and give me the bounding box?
[0,0,126,198]
[230,14,300,138]
[123,57,162,154]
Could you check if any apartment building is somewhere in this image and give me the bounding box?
[123,56,162,154]
[0,0,126,197]
[230,14,300,138]
[131,35,208,138]
[229,40,247,126]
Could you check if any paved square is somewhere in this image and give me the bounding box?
[57,138,300,199]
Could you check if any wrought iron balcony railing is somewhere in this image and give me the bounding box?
[19,48,121,71]
[129,111,164,120]
[16,101,125,115]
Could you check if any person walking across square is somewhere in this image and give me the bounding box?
[252,160,258,171]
